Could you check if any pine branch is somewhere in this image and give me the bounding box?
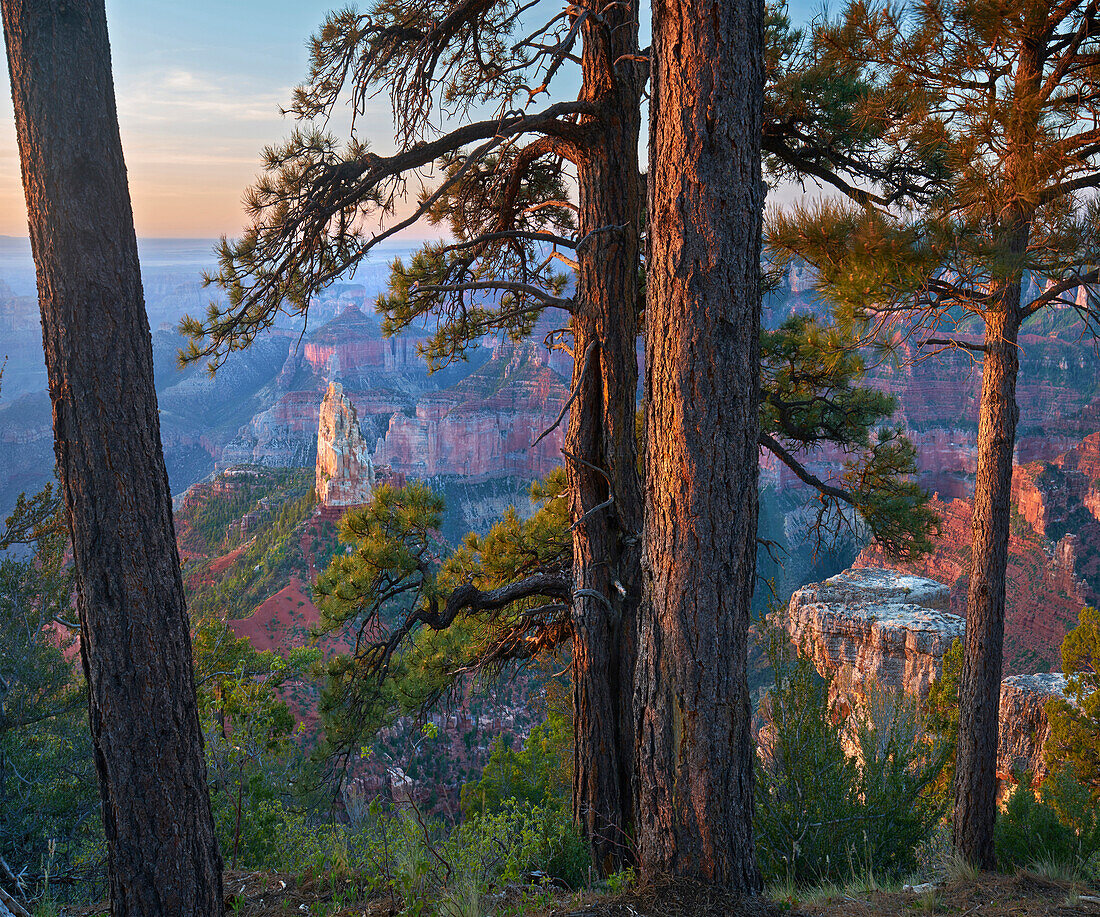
[185,101,596,369]
[1040,0,1100,102]
[365,571,572,677]
[407,279,574,310]
[917,336,988,354]
[1038,171,1100,206]
[759,431,856,507]
[440,229,577,251]
[1022,268,1100,317]
[531,339,597,447]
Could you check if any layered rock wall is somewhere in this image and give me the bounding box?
[998,673,1068,781]
[782,568,959,704]
[372,339,569,481]
[857,430,1100,672]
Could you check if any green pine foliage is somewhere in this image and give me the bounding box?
[178,0,597,373]
[994,769,1100,875]
[763,2,947,208]
[376,152,575,371]
[761,314,939,559]
[0,484,102,898]
[314,475,570,764]
[1046,606,1100,797]
[767,0,1100,347]
[315,482,449,640]
[1039,763,1100,872]
[191,613,321,868]
[460,708,572,818]
[754,628,948,885]
[995,778,1078,872]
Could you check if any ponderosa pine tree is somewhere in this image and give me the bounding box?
[2,1,223,912]
[180,0,938,871]
[634,0,765,887]
[181,0,647,871]
[768,0,1100,868]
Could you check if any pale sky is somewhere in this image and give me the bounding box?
[0,1,381,237]
[1,0,822,239]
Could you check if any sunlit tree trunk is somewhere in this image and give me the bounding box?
[954,36,1039,868]
[635,0,764,888]
[2,1,223,913]
[954,286,1022,869]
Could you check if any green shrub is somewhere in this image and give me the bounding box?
[1042,763,1100,866]
[995,777,1076,871]
[1046,607,1100,798]
[441,799,590,893]
[754,629,947,885]
[460,711,572,818]
[852,684,951,877]
[995,767,1100,875]
[227,795,589,914]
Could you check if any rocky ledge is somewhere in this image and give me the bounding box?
[783,567,960,701]
[999,673,1069,782]
[778,567,1070,783]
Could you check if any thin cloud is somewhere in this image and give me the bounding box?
[116,68,290,125]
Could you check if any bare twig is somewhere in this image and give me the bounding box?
[531,340,597,448]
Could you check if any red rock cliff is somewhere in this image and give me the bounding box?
[372,339,569,481]
[315,382,376,507]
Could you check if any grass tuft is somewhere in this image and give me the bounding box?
[943,852,981,883]
[1023,855,1080,884]
[915,886,942,914]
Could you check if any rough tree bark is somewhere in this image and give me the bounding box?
[635,0,764,889]
[567,0,645,873]
[954,289,1022,870]
[2,2,223,914]
[954,37,1039,868]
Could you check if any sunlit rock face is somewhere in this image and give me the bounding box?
[853,430,1100,674]
[315,382,376,507]
[782,567,959,703]
[999,673,1068,783]
[371,339,569,481]
[777,567,1071,784]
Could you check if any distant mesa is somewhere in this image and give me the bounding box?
[315,381,377,508]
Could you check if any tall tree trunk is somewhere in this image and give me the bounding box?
[635,0,764,888]
[2,2,223,914]
[954,34,1037,866]
[954,294,1022,869]
[567,0,645,874]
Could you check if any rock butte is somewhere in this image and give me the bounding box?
[778,567,1070,783]
[315,382,376,507]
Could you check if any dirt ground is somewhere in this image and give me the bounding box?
[790,871,1100,917]
[524,872,1100,917]
[63,869,1100,917]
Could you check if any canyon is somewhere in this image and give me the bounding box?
[221,305,569,486]
[6,247,1100,797]
[5,251,1099,544]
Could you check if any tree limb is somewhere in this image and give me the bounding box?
[409,280,574,311]
[759,431,856,507]
[917,336,988,354]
